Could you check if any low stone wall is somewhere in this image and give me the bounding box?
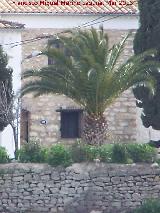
[0,163,160,213]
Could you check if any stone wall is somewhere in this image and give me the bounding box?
[21,29,137,145]
[0,163,160,213]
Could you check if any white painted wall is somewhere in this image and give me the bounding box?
[136,108,160,142]
[0,30,22,158]
[136,108,150,142]
[1,14,139,29]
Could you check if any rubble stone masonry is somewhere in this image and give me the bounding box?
[21,29,137,145]
[0,163,160,213]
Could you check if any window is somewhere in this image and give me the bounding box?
[48,39,62,65]
[57,109,83,138]
[48,38,70,65]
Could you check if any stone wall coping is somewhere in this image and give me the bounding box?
[0,163,160,176]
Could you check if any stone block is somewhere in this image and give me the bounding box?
[12,176,23,182]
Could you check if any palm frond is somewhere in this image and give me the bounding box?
[21,27,160,116]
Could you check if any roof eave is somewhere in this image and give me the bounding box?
[0,12,139,16]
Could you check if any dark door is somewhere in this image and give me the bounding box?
[21,109,30,142]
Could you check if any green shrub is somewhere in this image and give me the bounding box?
[18,139,157,165]
[99,144,113,162]
[156,158,160,165]
[18,140,47,163]
[0,146,9,163]
[85,145,100,161]
[126,144,156,163]
[70,141,87,163]
[47,144,72,167]
[70,142,156,164]
[130,199,160,213]
[111,143,129,163]
[110,143,156,164]
[70,142,113,163]
[70,141,101,162]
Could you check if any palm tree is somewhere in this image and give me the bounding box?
[21,27,158,145]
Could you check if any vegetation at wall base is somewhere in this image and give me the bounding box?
[111,143,129,163]
[129,199,160,213]
[71,143,156,164]
[127,143,156,163]
[18,139,47,163]
[70,141,87,163]
[47,144,72,167]
[148,140,160,148]
[71,140,113,163]
[98,144,113,162]
[17,140,157,166]
[0,146,9,163]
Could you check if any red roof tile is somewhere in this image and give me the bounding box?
[0,0,138,14]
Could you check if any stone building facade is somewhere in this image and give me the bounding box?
[21,28,139,145]
[0,0,150,147]
[3,1,160,153]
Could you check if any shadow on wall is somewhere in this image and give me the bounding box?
[64,188,127,213]
[64,189,93,213]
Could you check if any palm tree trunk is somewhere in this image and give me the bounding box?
[82,114,108,146]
